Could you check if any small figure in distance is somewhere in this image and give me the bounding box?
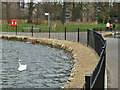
[109,23,112,32]
[106,22,110,32]
[113,23,116,31]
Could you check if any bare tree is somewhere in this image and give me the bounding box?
[62,2,66,24]
[109,2,119,23]
[33,2,44,25]
[118,3,120,24]
[27,0,34,23]
[99,2,110,24]
[71,2,84,21]
[2,2,19,23]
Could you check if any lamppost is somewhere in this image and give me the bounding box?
[45,13,50,31]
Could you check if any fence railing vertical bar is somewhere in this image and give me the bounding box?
[31,26,33,37]
[85,74,91,90]
[49,26,50,38]
[16,25,17,35]
[39,27,41,32]
[78,28,80,42]
[65,27,66,40]
[87,29,89,46]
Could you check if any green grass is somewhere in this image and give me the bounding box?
[1,23,120,33]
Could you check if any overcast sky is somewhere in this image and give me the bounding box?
[2,0,120,2]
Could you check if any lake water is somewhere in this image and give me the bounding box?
[1,40,73,88]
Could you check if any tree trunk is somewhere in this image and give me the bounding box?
[62,2,66,25]
[72,2,75,21]
[118,3,120,24]
[5,2,10,23]
[28,2,33,23]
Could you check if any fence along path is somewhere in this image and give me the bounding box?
[83,30,106,90]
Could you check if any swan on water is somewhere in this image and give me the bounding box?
[112,33,114,36]
[18,59,27,71]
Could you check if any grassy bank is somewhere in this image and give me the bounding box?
[2,23,120,33]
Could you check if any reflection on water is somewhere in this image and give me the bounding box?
[1,40,73,88]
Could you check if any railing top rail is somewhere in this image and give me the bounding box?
[91,55,105,88]
[23,27,40,30]
[85,30,106,89]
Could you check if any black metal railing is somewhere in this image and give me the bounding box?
[83,29,106,90]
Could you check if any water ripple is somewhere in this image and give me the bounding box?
[1,40,73,88]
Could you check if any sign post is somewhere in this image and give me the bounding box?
[45,13,50,31]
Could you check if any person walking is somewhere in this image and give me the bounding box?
[113,23,116,31]
[109,23,112,32]
[106,22,110,32]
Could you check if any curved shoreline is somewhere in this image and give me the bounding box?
[1,34,99,88]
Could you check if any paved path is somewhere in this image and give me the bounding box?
[105,37,118,88]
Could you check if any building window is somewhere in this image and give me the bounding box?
[82,18,87,22]
[77,19,81,22]
[66,8,70,12]
[89,13,92,16]
[83,13,87,16]
[83,2,88,4]
[89,2,92,4]
[89,6,92,9]
[66,4,70,7]
[82,6,87,10]
[88,19,92,22]
[65,13,70,18]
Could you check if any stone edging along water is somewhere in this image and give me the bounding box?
[101,31,120,37]
[1,34,99,88]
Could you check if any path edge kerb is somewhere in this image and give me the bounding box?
[1,34,99,88]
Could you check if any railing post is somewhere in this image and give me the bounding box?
[65,27,66,40]
[114,30,116,38]
[31,26,33,37]
[22,28,24,32]
[85,74,91,90]
[87,29,89,46]
[102,40,106,89]
[16,25,17,35]
[93,28,95,32]
[78,28,80,42]
[100,27,102,33]
[39,28,41,32]
[49,26,50,38]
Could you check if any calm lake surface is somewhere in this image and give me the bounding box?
[1,40,73,88]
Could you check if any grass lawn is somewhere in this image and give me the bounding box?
[1,22,120,33]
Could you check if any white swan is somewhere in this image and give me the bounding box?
[112,33,115,36]
[18,60,27,71]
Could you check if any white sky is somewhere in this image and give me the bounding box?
[2,0,120,2]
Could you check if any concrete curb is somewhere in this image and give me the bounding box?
[105,69,107,89]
